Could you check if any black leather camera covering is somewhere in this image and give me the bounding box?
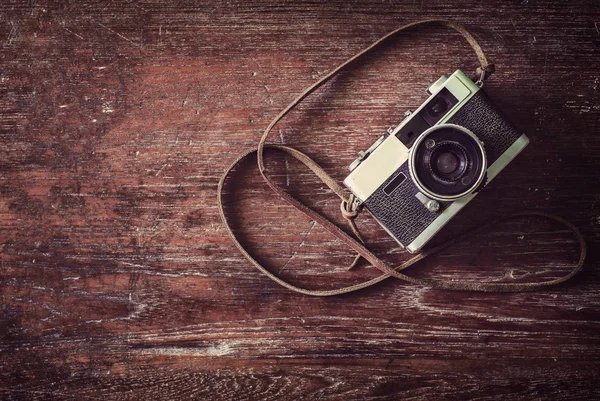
[362,90,523,249]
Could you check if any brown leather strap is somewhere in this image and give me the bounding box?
[217,20,586,296]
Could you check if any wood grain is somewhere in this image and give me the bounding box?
[1,0,600,399]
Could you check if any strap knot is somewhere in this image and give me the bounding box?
[340,195,361,220]
[475,63,495,83]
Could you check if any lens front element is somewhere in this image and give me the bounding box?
[409,124,487,201]
[435,151,459,174]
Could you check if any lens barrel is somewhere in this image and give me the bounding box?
[409,124,487,201]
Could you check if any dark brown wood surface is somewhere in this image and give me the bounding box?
[1,1,600,399]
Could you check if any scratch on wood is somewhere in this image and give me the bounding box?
[279,130,290,186]
[98,23,140,47]
[155,163,169,176]
[182,86,191,107]
[135,343,235,357]
[61,24,84,40]
[7,22,18,44]
[279,221,316,273]
[130,2,149,12]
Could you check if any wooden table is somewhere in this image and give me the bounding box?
[1,1,599,399]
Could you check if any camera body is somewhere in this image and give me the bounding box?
[343,70,529,253]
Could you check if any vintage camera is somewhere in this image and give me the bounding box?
[344,70,529,253]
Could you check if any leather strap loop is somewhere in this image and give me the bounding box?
[217,20,586,296]
[340,195,360,221]
[476,63,496,84]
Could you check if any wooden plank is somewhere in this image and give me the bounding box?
[1,0,599,399]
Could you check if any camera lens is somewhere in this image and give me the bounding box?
[427,142,469,183]
[409,124,486,201]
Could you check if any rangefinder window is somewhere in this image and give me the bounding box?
[421,87,458,126]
